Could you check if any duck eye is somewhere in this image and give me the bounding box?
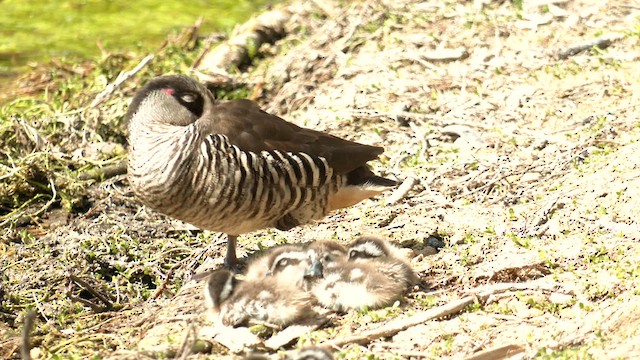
[180,93,197,103]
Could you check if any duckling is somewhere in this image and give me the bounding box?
[244,244,306,281]
[204,248,315,328]
[347,236,418,288]
[308,237,417,311]
[303,240,348,282]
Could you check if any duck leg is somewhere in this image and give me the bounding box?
[224,234,239,271]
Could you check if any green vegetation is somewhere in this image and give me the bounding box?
[0,0,277,80]
[1,45,188,224]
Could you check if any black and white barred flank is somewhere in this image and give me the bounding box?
[129,124,340,235]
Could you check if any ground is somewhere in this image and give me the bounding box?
[1,0,640,359]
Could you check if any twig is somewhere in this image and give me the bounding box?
[531,196,561,228]
[0,310,18,321]
[464,281,562,297]
[370,343,433,358]
[148,267,176,301]
[200,325,262,353]
[319,296,475,347]
[557,35,622,60]
[349,109,439,123]
[31,291,49,324]
[420,47,469,62]
[178,322,196,360]
[90,54,154,108]
[453,163,541,201]
[521,195,563,237]
[68,274,113,312]
[16,118,49,149]
[193,8,289,78]
[464,344,525,360]
[77,160,128,181]
[21,310,36,360]
[319,281,562,348]
[48,334,114,353]
[385,177,418,205]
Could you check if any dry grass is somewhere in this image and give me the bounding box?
[2,0,640,359]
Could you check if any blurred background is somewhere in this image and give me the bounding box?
[0,0,277,90]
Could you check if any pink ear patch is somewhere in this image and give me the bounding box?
[163,88,175,95]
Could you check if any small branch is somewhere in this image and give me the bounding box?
[199,325,262,354]
[148,267,176,301]
[385,177,418,206]
[320,296,475,348]
[264,319,327,350]
[90,54,154,108]
[21,310,36,360]
[0,310,18,321]
[77,160,128,181]
[465,282,563,297]
[531,196,561,228]
[319,281,562,348]
[464,344,525,360]
[420,47,469,62]
[68,274,113,312]
[193,8,290,79]
[31,288,49,324]
[557,35,622,60]
[350,109,439,123]
[521,195,563,237]
[178,322,196,360]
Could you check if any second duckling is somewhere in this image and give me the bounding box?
[308,236,417,311]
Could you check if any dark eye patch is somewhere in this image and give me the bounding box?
[349,249,376,260]
[273,258,302,273]
[180,93,197,103]
[176,91,204,117]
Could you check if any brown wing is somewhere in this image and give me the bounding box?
[200,99,383,174]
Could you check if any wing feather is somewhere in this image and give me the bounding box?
[198,99,383,174]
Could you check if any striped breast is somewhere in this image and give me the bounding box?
[128,120,341,235]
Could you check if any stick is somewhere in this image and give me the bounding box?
[21,310,36,360]
[385,177,418,205]
[77,160,127,181]
[464,344,525,360]
[420,47,469,62]
[465,282,562,297]
[523,195,563,236]
[90,54,154,108]
[193,8,289,78]
[148,267,176,301]
[177,322,196,360]
[319,281,562,348]
[557,35,621,60]
[68,274,113,311]
[320,296,475,347]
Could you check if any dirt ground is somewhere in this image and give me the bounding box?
[2,0,640,359]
